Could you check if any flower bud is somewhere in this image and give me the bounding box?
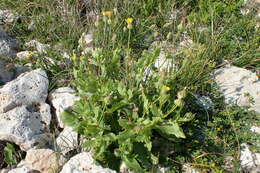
[177,88,187,100]
[174,99,184,107]
[166,32,172,40]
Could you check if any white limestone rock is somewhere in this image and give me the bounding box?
[120,162,133,173]
[18,149,66,173]
[0,26,17,57]
[25,40,50,54]
[214,64,260,113]
[7,166,31,173]
[240,143,260,173]
[0,105,51,151]
[250,126,260,134]
[144,41,177,79]
[0,9,18,25]
[0,169,10,173]
[0,60,14,84]
[48,87,79,128]
[241,0,260,16]
[156,166,170,173]
[154,51,176,73]
[38,103,52,126]
[59,152,116,173]
[56,126,78,155]
[182,164,199,173]
[16,51,37,60]
[179,37,193,48]
[223,156,235,172]
[13,64,29,78]
[0,69,48,113]
[78,32,93,55]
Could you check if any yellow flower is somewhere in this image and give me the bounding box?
[71,55,77,60]
[27,51,35,58]
[102,10,113,17]
[162,85,171,91]
[217,128,221,131]
[252,149,258,153]
[125,17,133,24]
[125,18,134,29]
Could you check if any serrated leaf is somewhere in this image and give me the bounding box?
[156,123,186,138]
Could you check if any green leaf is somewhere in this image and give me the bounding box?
[118,118,131,129]
[155,123,186,138]
[106,101,127,114]
[150,104,162,117]
[61,111,79,127]
[127,89,133,99]
[118,82,127,96]
[122,155,143,173]
[177,112,195,123]
[142,93,149,114]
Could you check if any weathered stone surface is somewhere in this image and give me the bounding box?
[214,64,260,113]
[153,51,175,73]
[120,162,133,173]
[48,87,79,128]
[0,105,51,151]
[150,41,177,73]
[0,60,14,84]
[250,126,260,134]
[16,51,37,60]
[224,156,235,172]
[18,149,66,173]
[0,61,28,85]
[156,166,170,173]
[144,41,177,79]
[0,9,17,25]
[240,143,260,173]
[182,164,199,173]
[60,152,116,173]
[56,126,78,155]
[78,32,93,55]
[0,69,48,113]
[0,26,17,57]
[25,40,50,54]
[13,65,29,79]
[241,0,260,17]
[0,168,10,173]
[7,166,32,173]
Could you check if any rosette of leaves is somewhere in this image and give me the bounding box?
[62,48,195,172]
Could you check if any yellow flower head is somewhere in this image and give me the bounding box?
[71,55,77,60]
[27,51,35,58]
[162,85,171,91]
[102,10,113,17]
[125,17,133,24]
